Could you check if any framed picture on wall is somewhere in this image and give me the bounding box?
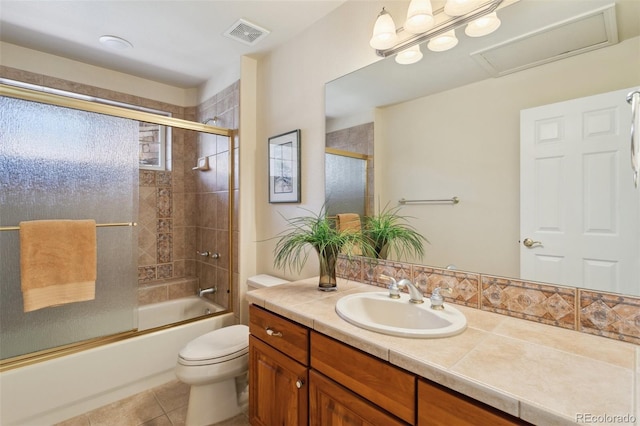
[268,129,301,203]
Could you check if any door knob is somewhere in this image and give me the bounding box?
[523,238,542,248]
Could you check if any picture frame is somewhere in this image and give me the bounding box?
[268,129,301,203]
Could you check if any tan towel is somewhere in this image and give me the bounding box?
[336,213,362,255]
[336,213,361,233]
[19,219,97,312]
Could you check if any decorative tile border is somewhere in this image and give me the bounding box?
[481,275,576,330]
[579,290,640,345]
[336,255,640,343]
[413,266,480,308]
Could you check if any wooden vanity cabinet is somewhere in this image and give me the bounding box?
[418,379,528,426]
[249,304,529,426]
[249,305,309,426]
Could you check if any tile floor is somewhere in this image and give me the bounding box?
[55,380,249,426]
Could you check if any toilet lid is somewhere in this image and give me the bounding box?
[178,324,249,363]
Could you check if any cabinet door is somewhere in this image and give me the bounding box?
[309,370,408,426]
[249,335,308,426]
[418,379,527,426]
[311,331,415,423]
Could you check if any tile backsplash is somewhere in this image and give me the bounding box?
[337,254,640,345]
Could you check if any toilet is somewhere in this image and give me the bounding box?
[175,324,249,426]
[175,274,289,426]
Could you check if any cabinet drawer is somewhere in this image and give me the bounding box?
[309,370,408,426]
[418,379,528,426]
[310,331,415,424]
[249,305,309,365]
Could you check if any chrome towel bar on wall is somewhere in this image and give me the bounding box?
[399,197,459,205]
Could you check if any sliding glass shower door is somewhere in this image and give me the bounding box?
[0,96,138,360]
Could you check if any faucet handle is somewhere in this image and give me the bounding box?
[430,286,451,310]
[380,275,401,299]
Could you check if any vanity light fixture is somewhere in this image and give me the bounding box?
[370,0,504,63]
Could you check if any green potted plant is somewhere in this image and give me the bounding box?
[363,204,427,261]
[273,208,372,291]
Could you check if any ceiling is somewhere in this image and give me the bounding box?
[0,0,346,88]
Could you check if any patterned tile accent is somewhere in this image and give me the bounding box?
[336,254,362,281]
[156,171,172,187]
[139,170,156,186]
[579,290,640,344]
[362,257,412,288]
[481,276,576,330]
[156,187,172,218]
[138,266,156,283]
[413,266,480,308]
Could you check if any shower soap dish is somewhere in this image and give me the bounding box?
[192,157,210,171]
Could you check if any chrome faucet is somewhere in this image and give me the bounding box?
[397,279,424,304]
[198,286,217,297]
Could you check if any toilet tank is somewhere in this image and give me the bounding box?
[247,274,289,291]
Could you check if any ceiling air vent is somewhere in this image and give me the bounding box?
[471,4,618,77]
[223,19,270,46]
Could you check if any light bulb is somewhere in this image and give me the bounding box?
[465,12,501,37]
[395,45,423,64]
[427,30,458,52]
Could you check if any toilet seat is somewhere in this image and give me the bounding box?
[178,324,249,367]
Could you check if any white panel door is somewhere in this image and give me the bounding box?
[520,87,640,294]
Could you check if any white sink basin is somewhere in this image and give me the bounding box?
[335,292,467,338]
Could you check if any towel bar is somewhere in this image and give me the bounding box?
[399,197,459,205]
[0,222,137,231]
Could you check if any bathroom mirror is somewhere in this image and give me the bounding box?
[325,0,640,295]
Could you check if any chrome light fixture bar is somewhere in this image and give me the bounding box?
[374,0,504,58]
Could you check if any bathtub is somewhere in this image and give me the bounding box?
[138,296,224,331]
[0,297,235,426]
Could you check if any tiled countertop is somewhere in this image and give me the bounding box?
[247,277,639,426]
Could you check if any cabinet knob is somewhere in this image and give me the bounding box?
[296,379,304,389]
[265,327,283,337]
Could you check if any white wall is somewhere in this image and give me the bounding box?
[254,1,385,280]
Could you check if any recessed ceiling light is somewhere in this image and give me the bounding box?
[99,35,133,50]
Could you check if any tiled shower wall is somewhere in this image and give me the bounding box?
[137,82,240,313]
[0,66,239,315]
